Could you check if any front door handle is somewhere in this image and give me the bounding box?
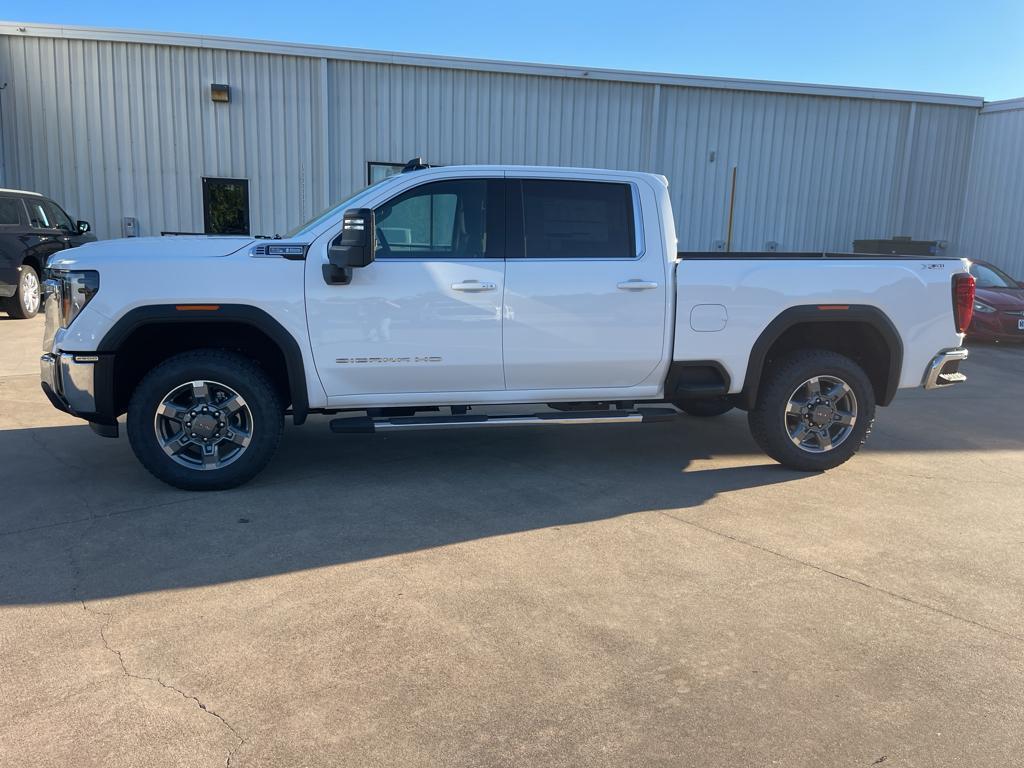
[451,280,497,292]
[617,279,659,291]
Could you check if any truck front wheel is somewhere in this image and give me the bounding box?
[747,350,875,471]
[126,350,284,490]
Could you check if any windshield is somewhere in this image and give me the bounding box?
[285,177,395,239]
[970,262,1019,289]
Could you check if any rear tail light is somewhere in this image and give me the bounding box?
[952,272,976,334]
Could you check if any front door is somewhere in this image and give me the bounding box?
[23,197,72,265]
[306,177,506,399]
[502,177,667,390]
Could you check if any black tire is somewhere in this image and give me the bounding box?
[7,264,41,319]
[747,349,875,472]
[127,350,284,490]
[674,397,734,418]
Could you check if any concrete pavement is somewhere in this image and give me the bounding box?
[1,314,1023,767]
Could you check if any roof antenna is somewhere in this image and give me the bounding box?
[401,157,431,173]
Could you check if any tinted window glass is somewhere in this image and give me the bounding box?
[0,197,22,226]
[970,262,1017,289]
[26,200,51,229]
[520,180,635,258]
[375,179,491,258]
[41,200,74,232]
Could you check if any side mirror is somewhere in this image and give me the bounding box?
[324,208,375,285]
[77,220,91,234]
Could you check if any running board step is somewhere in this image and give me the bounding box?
[329,408,679,434]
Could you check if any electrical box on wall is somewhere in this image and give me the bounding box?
[122,216,139,238]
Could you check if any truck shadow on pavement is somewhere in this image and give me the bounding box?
[0,383,1017,606]
[0,413,809,605]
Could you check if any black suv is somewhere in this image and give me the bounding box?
[0,189,97,319]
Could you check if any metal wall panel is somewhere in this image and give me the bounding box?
[0,34,324,239]
[958,103,1024,276]
[898,103,977,246]
[0,29,998,258]
[654,87,910,251]
[325,61,656,200]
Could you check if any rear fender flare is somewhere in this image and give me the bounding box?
[739,304,903,409]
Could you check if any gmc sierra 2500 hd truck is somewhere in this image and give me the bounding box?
[40,162,975,490]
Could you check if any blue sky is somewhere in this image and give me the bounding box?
[9,0,1024,100]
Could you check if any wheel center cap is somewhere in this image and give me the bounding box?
[811,405,832,426]
[193,414,218,438]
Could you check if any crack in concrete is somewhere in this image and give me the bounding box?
[79,600,246,767]
[66,507,246,767]
[657,510,1024,645]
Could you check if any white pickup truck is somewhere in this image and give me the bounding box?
[40,162,975,490]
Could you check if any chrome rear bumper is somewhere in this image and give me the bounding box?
[923,348,968,389]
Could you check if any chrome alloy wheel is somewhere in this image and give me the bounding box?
[21,269,40,315]
[153,380,253,470]
[784,375,857,453]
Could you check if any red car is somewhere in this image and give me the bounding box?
[968,260,1024,342]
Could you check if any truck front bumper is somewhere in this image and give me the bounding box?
[40,352,119,437]
[922,348,968,390]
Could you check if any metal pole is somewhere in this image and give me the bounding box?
[725,165,737,252]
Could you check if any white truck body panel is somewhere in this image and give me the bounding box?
[673,257,966,392]
[44,163,967,414]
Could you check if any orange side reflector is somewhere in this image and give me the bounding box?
[817,305,849,311]
[174,305,220,311]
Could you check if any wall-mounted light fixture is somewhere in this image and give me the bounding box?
[210,83,231,103]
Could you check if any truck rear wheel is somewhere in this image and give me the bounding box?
[127,350,283,490]
[747,350,875,471]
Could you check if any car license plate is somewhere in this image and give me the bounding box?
[1019,319,1024,330]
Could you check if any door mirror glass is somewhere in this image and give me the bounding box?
[77,220,91,234]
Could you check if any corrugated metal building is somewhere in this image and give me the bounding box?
[959,98,1024,277]
[0,22,1020,272]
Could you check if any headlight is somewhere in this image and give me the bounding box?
[973,299,996,314]
[47,270,100,328]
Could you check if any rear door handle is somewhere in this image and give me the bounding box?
[451,280,497,292]
[617,280,659,291]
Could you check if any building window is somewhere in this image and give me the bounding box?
[202,178,250,235]
[367,161,405,185]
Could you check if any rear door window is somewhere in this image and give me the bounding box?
[518,180,636,259]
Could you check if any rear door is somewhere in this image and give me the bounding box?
[305,175,507,399]
[501,175,667,390]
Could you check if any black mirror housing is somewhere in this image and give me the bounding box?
[77,220,91,234]
[328,208,375,268]
[324,209,375,285]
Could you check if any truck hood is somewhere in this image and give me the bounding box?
[47,235,255,270]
